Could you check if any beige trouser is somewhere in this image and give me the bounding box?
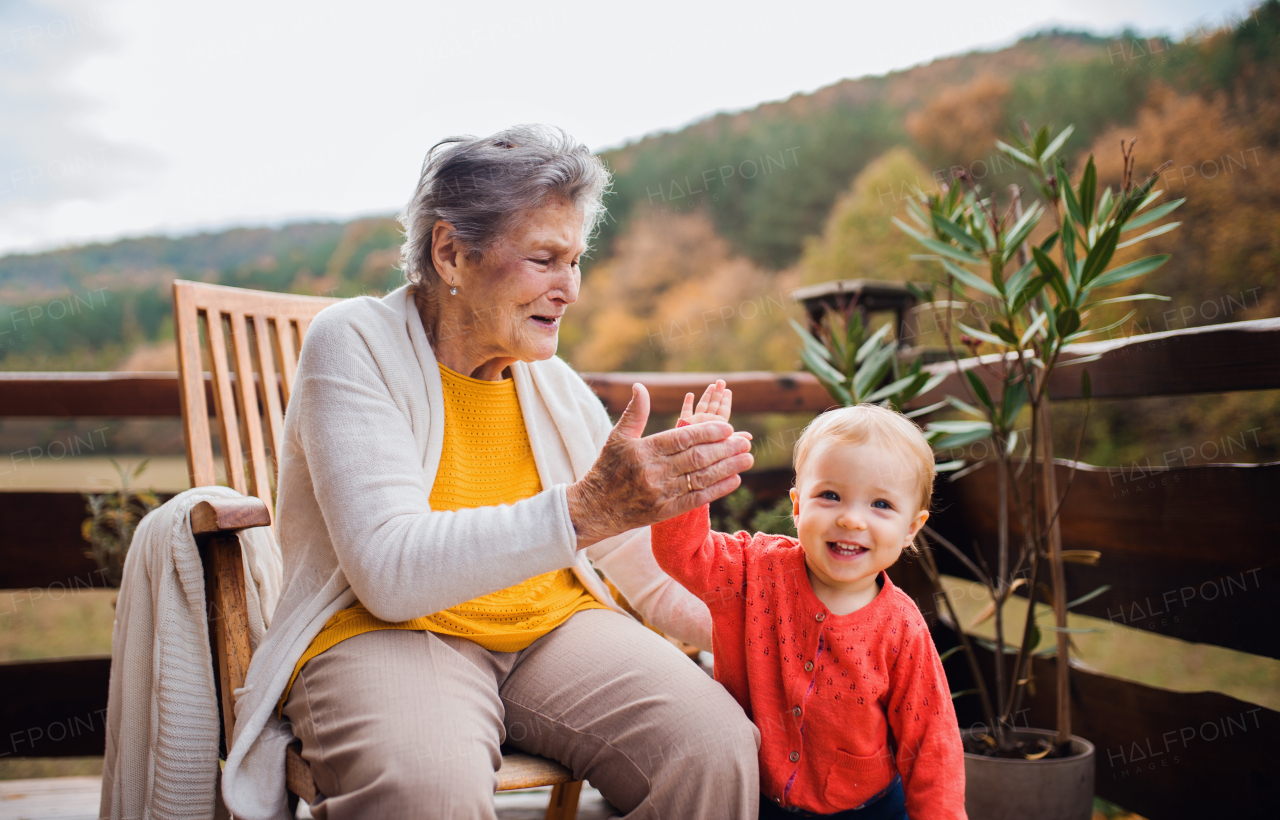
[282,608,760,819]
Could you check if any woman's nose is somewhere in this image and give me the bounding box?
[552,261,579,305]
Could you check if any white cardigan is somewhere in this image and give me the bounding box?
[222,285,714,819]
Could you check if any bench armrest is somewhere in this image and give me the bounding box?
[190,497,271,536]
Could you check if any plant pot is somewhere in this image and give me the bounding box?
[962,728,1095,820]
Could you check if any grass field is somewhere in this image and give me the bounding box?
[0,455,197,493]
[938,575,1280,711]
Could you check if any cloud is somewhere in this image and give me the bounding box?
[0,0,161,242]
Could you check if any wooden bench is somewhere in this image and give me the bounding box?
[174,280,583,818]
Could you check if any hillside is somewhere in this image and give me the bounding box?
[1,6,1275,412]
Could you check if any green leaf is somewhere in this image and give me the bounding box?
[936,427,996,450]
[990,261,1006,295]
[1060,219,1079,297]
[896,217,983,264]
[1004,259,1036,303]
[1003,202,1042,262]
[1123,198,1185,232]
[932,213,985,253]
[988,321,1020,345]
[855,322,893,365]
[1020,311,1049,346]
[1095,186,1115,225]
[1040,124,1075,163]
[1114,172,1163,226]
[1040,231,1060,254]
[995,140,1038,169]
[1115,221,1180,249]
[904,398,949,419]
[965,370,995,410]
[1033,125,1049,156]
[915,370,949,399]
[939,645,966,663]
[1079,156,1097,227]
[864,372,925,405]
[1059,160,1087,228]
[798,344,847,389]
[1067,584,1111,610]
[1055,308,1081,338]
[1041,625,1103,635]
[789,319,833,364]
[1065,309,1137,342]
[928,419,993,434]
[944,395,987,419]
[1031,246,1069,305]
[901,200,931,231]
[1001,378,1029,425]
[853,343,895,403]
[1012,276,1048,314]
[1081,369,1092,401]
[950,689,981,701]
[906,281,931,303]
[956,321,1006,347]
[1025,620,1042,653]
[942,259,1002,298]
[1084,293,1171,308]
[1080,223,1121,286]
[1086,255,1171,291]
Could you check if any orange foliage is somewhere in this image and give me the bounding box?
[563,211,799,373]
[906,75,1011,167]
[1086,83,1280,326]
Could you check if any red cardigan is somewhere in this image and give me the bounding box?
[652,505,966,818]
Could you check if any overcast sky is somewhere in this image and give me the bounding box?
[0,0,1256,256]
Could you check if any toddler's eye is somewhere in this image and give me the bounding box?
[872,499,892,510]
[820,491,840,501]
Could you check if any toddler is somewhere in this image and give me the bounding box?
[652,382,966,820]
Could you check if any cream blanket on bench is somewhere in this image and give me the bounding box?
[100,485,282,820]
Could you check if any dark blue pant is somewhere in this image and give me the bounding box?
[758,778,907,820]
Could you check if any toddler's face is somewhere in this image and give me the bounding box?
[790,439,928,603]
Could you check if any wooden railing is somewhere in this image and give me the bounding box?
[1,318,1277,818]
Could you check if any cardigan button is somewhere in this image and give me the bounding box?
[789,751,800,762]
[792,706,802,717]
[804,661,814,672]
[816,612,826,622]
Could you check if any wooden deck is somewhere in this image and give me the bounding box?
[0,777,616,820]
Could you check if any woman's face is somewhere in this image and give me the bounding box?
[448,198,585,366]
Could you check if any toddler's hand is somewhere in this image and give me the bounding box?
[679,380,752,441]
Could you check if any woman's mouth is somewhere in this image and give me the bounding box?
[828,541,869,559]
[530,315,559,329]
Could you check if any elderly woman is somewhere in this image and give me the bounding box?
[222,126,759,819]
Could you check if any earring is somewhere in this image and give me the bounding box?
[449,282,458,296]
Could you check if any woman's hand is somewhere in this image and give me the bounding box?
[679,379,752,441]
[567,383,754,549]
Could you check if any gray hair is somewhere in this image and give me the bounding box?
[397,125,611,290]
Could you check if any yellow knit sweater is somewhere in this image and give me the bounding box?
[281,363,603,704]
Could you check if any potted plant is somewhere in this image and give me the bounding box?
[795,123,1180,819]
[82,458,160,588]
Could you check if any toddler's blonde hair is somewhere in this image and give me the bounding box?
[793,404,936,517]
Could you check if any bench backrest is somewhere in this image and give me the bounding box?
[173,280,340,518]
